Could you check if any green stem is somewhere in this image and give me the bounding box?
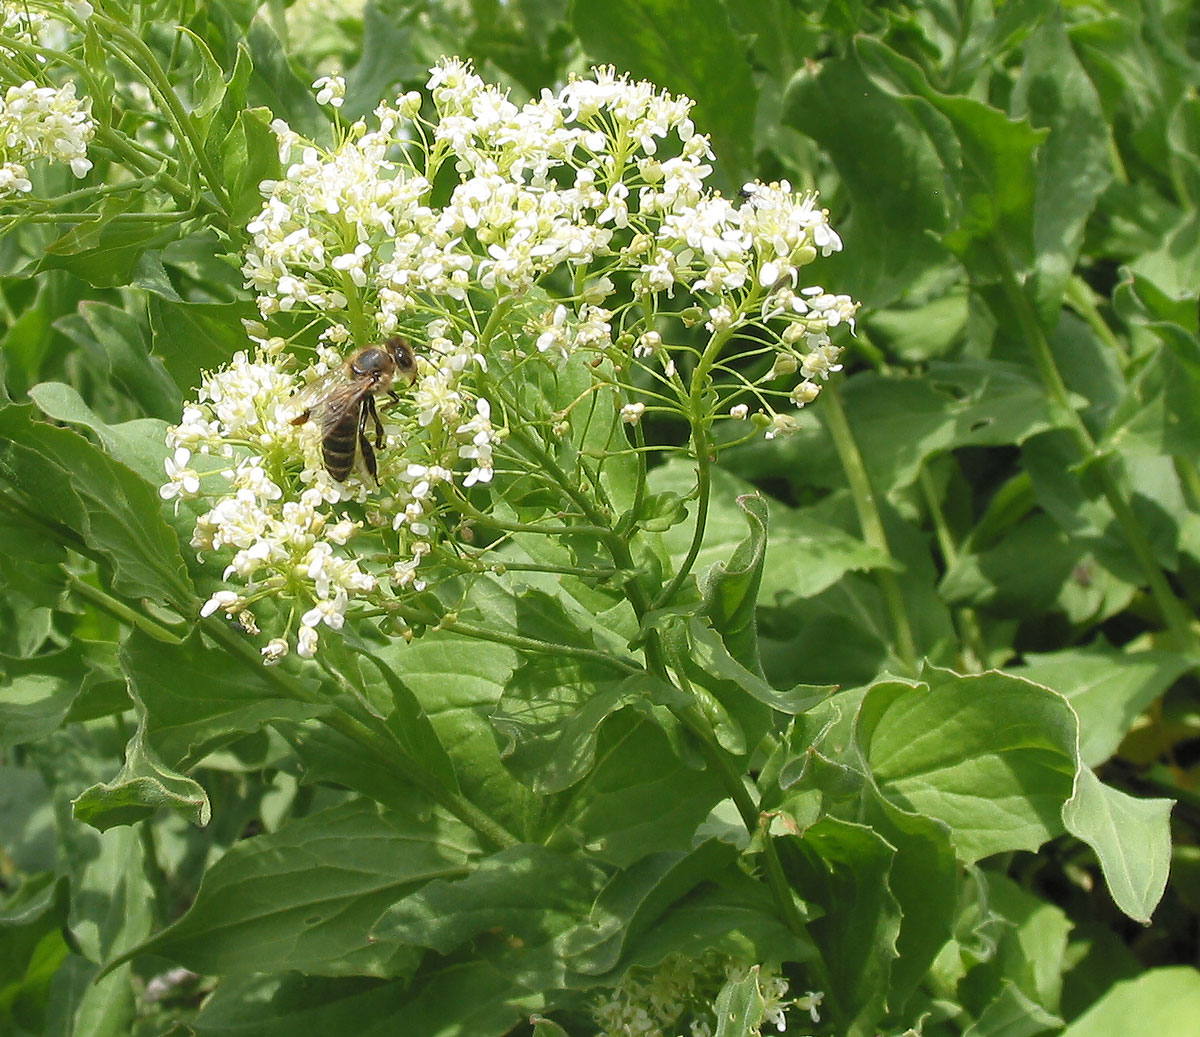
[918,466,984,672]
[97,18,231,217]
[65,572,184,644]
[822,381,918,673]
[996,248,1200,655]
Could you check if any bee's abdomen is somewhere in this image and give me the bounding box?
[323,409,360,481]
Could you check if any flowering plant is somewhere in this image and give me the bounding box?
[163,58,856,663]
[0,2,1192,1036]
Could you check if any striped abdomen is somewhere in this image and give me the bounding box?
[321,402,363,481]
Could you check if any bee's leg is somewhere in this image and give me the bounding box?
[358,409,379,483]
[366,394,387,448]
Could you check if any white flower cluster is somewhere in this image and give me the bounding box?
[0,79,94,196]
[593,955,810,1037]
[161,325,498,662]
[242,59,855,423]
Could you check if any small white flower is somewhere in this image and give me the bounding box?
[729,403,749,420]
[312,74,346,108]
[261,637,289,663]
[620,402,646,425]
[200,590,241,617]
[765,413,801,440]
[296,624,320,658]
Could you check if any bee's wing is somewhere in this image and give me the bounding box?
[316,382,372,435]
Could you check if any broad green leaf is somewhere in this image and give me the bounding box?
[793,752,958,1011]
[1013,12,1112,320]
[0,874,69,1031]
[36,197,184,290]
[565,842,737,975]
[222,106,283,225]
[107,798,479,979]
[191,963,543,1037]
[653,461,896,602]
[27,382,172,486]
[344,1,426,117]
[687,618,833,717]
[857,37,1046,277]
[1012,644,1192,766]
[563,711,727,867]
[712,966,764,1037]
[613,875,812,976]
[783,50,952,307]
[1062,767,1172,925]
[30,730,156,1034]
[120,628,329,770]
[148,295,257,396]
[0,402,194,607]
[246,19,325,138]
[570,0,756,188]
[0,673,75,750]
[1060,967,1200,1037]
[857,669,1078,862]
[177,26,227,119]
[789,817,900,1037]
[492,657,645,793]
[957,874,1072,1027]
[373,843,603,990]
[963,981,1062,1037]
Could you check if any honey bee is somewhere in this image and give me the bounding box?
[291,337,418,482]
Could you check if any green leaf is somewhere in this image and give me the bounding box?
[27,382,173,485]
[789,817,900,1037]
[177,26,227,119]
[148,295,257,396]
[121,628,328,771]
[783,50,953,307]
[0,402,194,606]
[372,843,602,988]
[106,798,479,979]
[653,461,896,601]
[712,965,764,1037]
[688,618,833,717]
[222,106,283,225]
[570,0,756,188]
[37,197,184,290]
[41,299,180,421]
[699,493,766,674]
[963,981,1063,1037]
[1013,11,1112,319]
[1012,644,1192,766]
[791,751,958,1011]
[857,668,1078,862]
[492,657,645,793]
[856,37,1046,277]
[1062,768,1172,925]
[563,710,727,867]
[191,964,543,1037]
[1060,967,1200,1037]
[565,842,737,975]
[72,724,211,831]
[0,673,75,750]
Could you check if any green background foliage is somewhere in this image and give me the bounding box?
[2,0,1199,1034]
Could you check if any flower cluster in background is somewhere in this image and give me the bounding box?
[592,953,819,1037]
[0,79,94,196]
[165,58,856,660]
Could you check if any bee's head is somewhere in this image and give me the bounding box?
[386,336,419,384]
